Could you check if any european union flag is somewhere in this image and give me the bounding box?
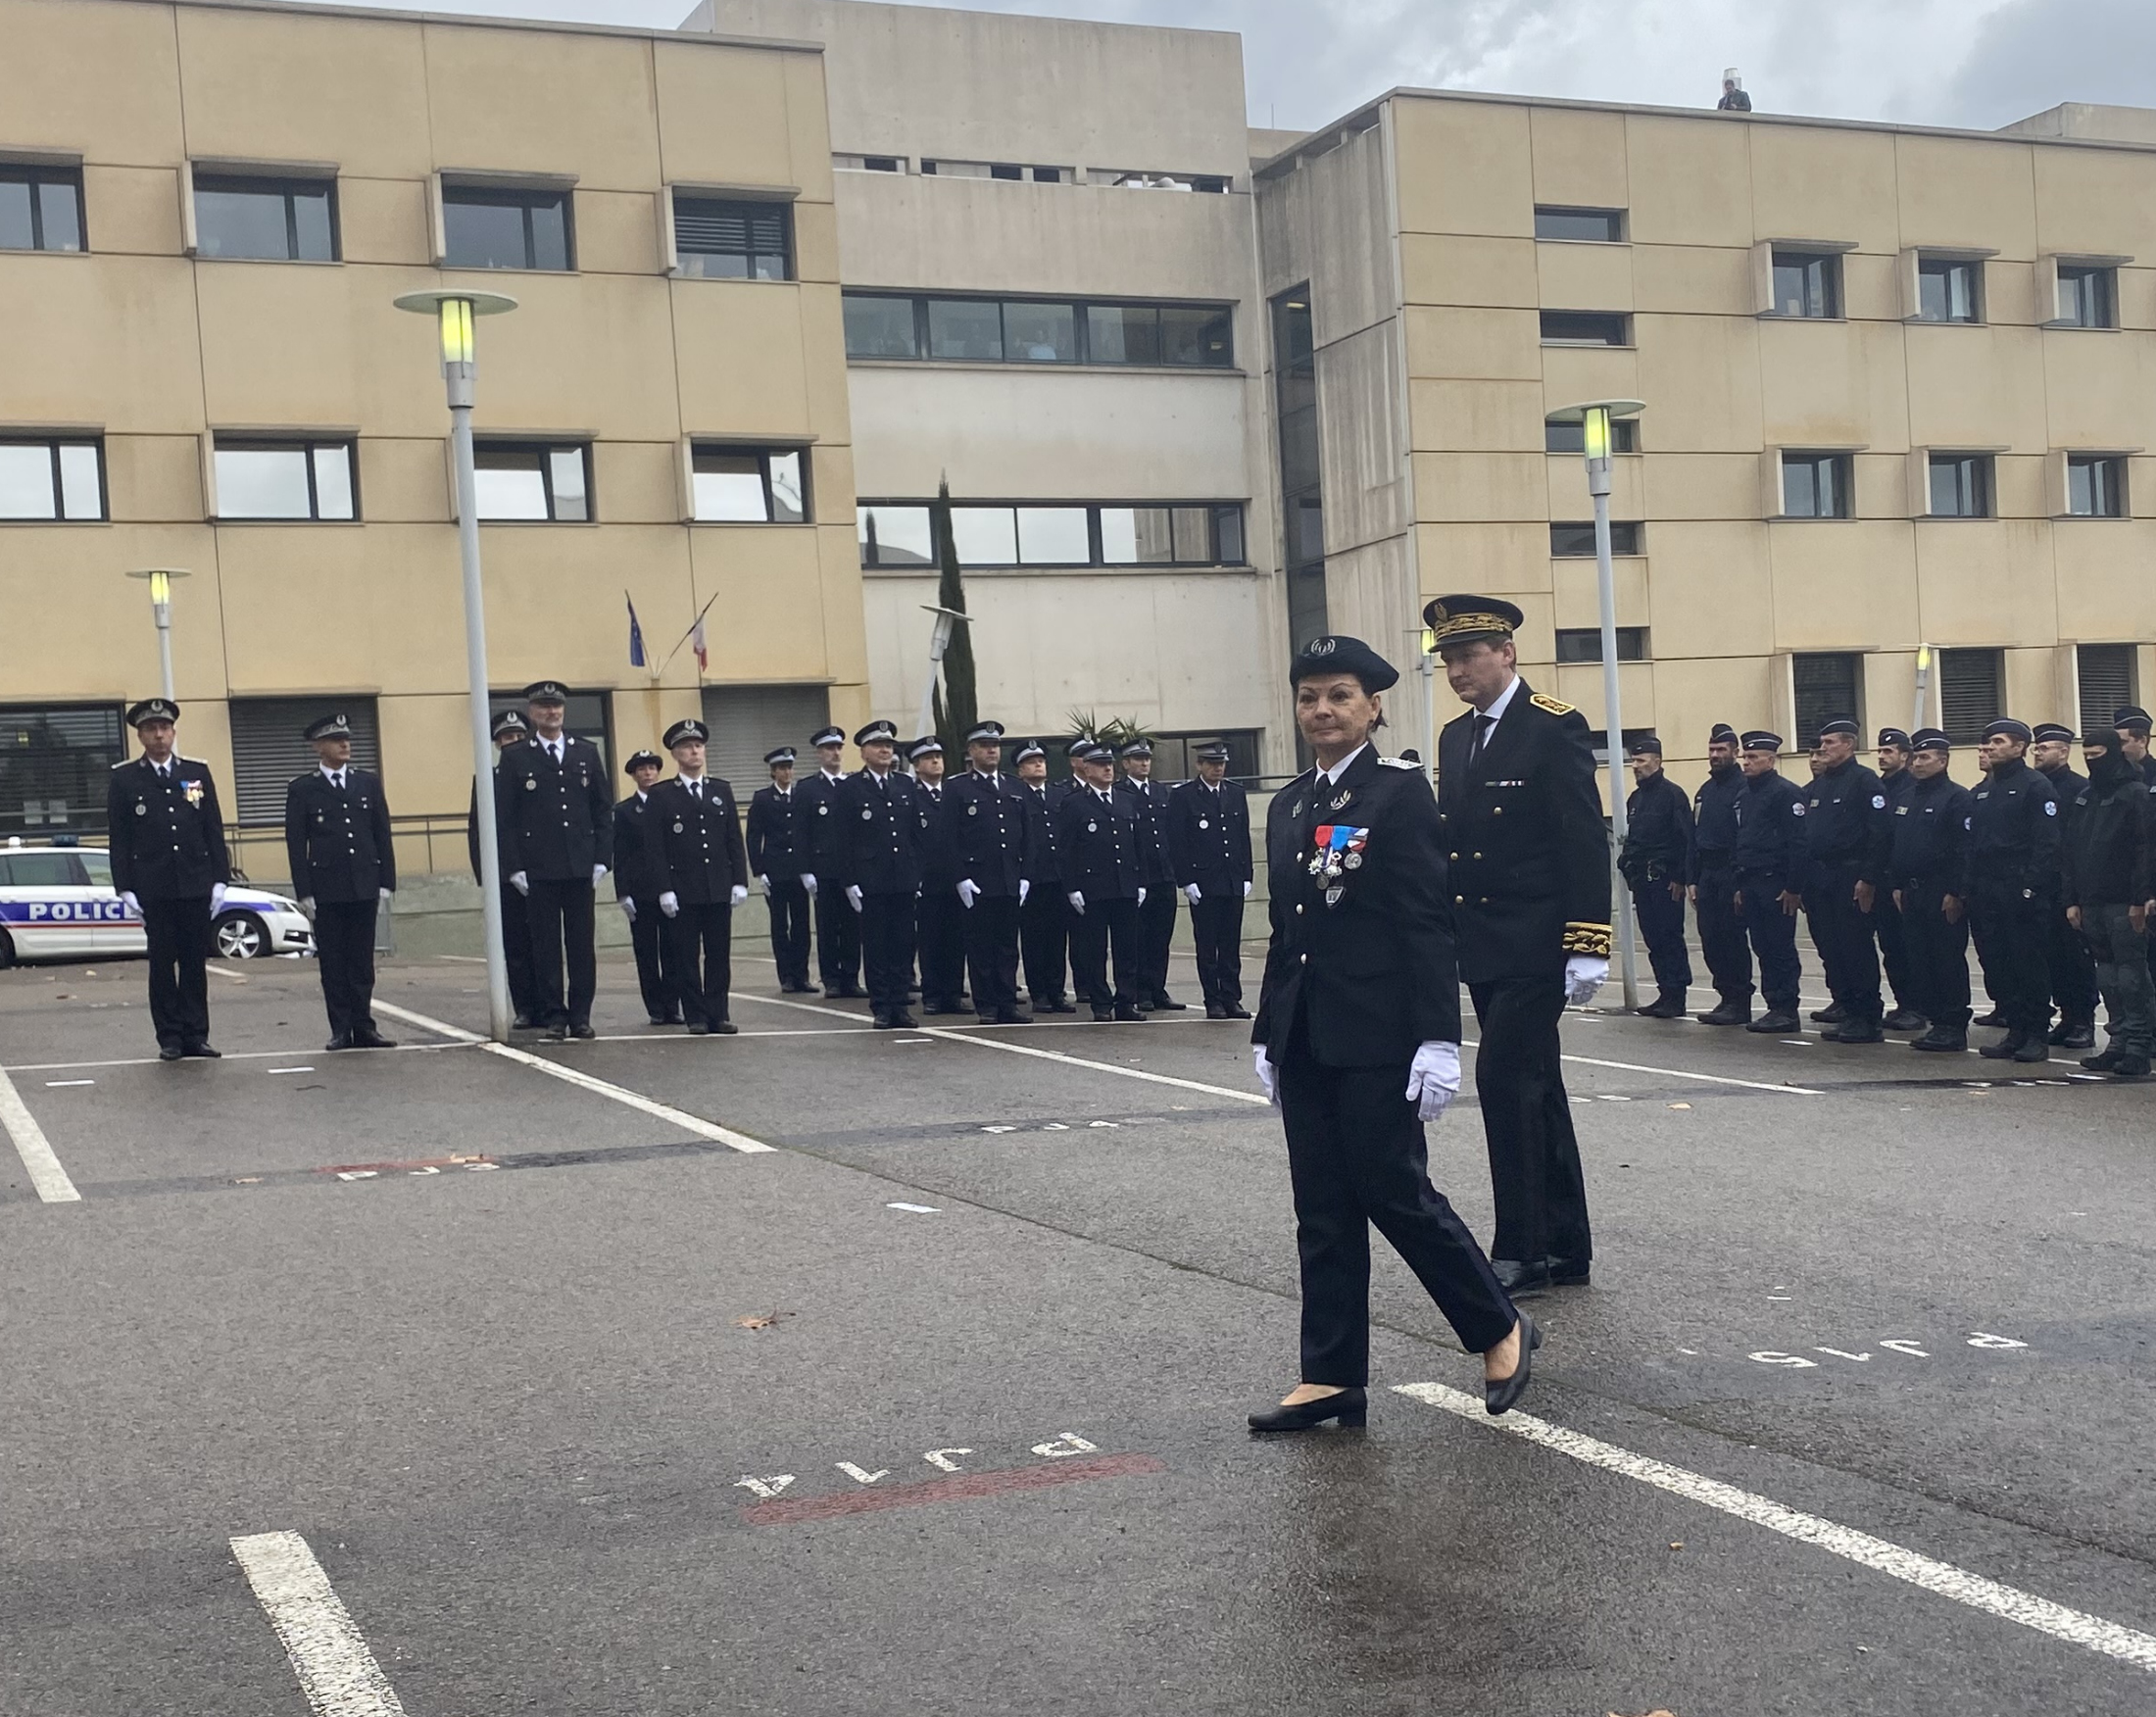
[626,592,647,668]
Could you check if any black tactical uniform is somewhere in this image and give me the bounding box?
[1797,725,1892,1040]
[1732,739,1808,1027]
[650,726,749,1034]
[2034,725,2099,1045]
[2064,731,2154,1072]
[1888,733,1973,1047]
[800,726,862,997]
[1166,753,1253,1016]
[1962,725,2061,1057]
[1617,739,1693,1015]
[1056,750,1146,1020]
[909,742,967,1014]
[1014,748,1073,1011]
[831,722,923,1027]
[612,755,678,1025]
[746,749,814,993]
[1116,748,1183,1010]
[1690,729,1754,1021]
[283,718,395,1048]
[1873,746,1921,1026]
[943,727,1036,1023]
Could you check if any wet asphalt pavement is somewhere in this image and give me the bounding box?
[2,943,2152,1717]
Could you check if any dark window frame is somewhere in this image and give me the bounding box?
[1550,520,1642,557]
[857,499,1248,570]
[442,183,575,272]
[2056,264,2118,329]
[1539,311,1631,347]
[212,437,359,522]
[2077,643,2137,738]
[1544,417,1638,455]
[1554,627,1649,663]
[691,444,810,524]
[1927,452,1993,519]
[671,193,794,281]
[0,162,86,254]
[840,291,1234,368]
[2065,454,2127,518]
[0,434,107,522]
[1770,249,1842,319]
[1782,450,1854,519]
[471,440,593,523]
[0,702,125,837]
[1938,648,2004,744]
[191,171,340,263]
[1792,652,1864,750]
[1916,255,1984,324]
[1534,205,1626,243]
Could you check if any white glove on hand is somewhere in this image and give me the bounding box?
[378,887,392,902]
[1243,880,1253,900]
[1018,878,1031,905]
[300,897,316,915]
[1185,883,1202,905]
[1067,891,1086,915]
[800,872,817,896]
[846,885,863,912]
[1137,886,1148,907]
[121,891,142,917]
[659,892,679,918]
[510,871,529,896]
[1253,1045,1280,1107]
[620,897,636,922]
[729,884,749,908]
[1404,1040,1461,1123]
[591,864,609,887]
[757,874,771,894]
[210,883,228,914]
[957,879,980,909]
[1564,954,1610,1006]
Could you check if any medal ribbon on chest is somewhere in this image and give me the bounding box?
[1307,823,1368,890]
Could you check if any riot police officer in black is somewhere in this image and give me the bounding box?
[1690,724,1754,1023]
[1964,719,2061,1062]
[747,747,815,993]
[2032,722,2098,1049]
[1617,734,1693,1018]
[1797,717,1892,1043]
[1732,732,1809,1034]
[1890,730,1974,1051]
[283,711,396,1050]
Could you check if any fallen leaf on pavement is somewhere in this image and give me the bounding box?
[733,1311,792,1330]
[1668,1541,1683,1550]
[1667,1102,1691,1110]
[1608,1709,1680,1716]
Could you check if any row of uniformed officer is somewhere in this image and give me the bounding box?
[647,718,749,1034]
[1165,742,1254,1018]
[282,712,396,1051]
[941,720,1039,1024]
[746,747,815,993]
[830,719,925,1028]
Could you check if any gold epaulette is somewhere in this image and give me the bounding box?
[1562,921,1612,957]
[1530,693,1575,716]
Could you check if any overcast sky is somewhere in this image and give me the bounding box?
[345,0,2156,134]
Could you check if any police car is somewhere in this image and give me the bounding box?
[0,839,314,966]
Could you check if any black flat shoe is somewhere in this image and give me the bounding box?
[686,1022,710,1035]
[1492,1257,1551,1298]
[1113,1003,1147,1022]
[1047,1000,1078,1014]
[1746,1010,1799,1034]
[569,1024,597,1041]
[355,1030,396,1050]
[1248,1386,1366,1433]
[324,1033,355,1052]
[1150,996,1188,1011]
[1485,1314,1542,1416]
[1974,1008,2007,1028]
[1696,1001,1751,1026]
[1912,1030,1967,1053]
[1883,1008,1929,1032]
[1091,1006,1115,1022]
[1224,1005,1252,1019]
[181,1042,220,1058]
[996,1008,1033,1025]
[1810,1004,1846,1024]
[711,1020,739,1035]
[1548,1257,1591,1288]
[2049,1023,2095,1049]
[1205,1003,1228,1019]
[158,1045,183,1062]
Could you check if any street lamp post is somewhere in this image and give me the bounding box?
[393,287,519,1042]
[1550,398,1647,1010]
[914,604,970,742]
[124,567,190,702]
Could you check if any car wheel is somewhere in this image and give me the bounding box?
[0,928,15,970]
[215,910,270,959]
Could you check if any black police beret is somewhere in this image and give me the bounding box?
[1629,733,1663,756]
[1708,722,1738,746]
[1290,634,1398,693]
[1741,730,1784,752]
[1817,716,1859,740]
[2031,722,2077,745]
[2114,706,2152,732]
[1982,718,2033,744]
[624,750,663,774]
[1911,727,1950,753]
[1877,727,1912,750]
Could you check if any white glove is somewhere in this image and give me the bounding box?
[1185,883,1202,905]
[801,872,817,896]
[1067,891,1086,915]
[1018,878,1031,904]
[300,896,316,915]
[846,885,863,912]
[729,884,748,908]
[1252,1045,1279,1106]
[210,883,228,914]
[1243,880,1253,899]
[757,874,771,894]
[510,870,529,896]
[378,887,392,902]
[591,864,609,887]
[1404,1041,1461,1123]
[957,879,980,909]
[659,892,679,918]
[1564,954,1609,1006]
[620,897,636,922]
[1138,886,1148,907]
[121,891,141,917]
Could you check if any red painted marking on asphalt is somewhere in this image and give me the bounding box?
[742,1451,1165,1526]
[315,1153,494,1175]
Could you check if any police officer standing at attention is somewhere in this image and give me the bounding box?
[1429,596,1608,1300]
[283,712,396,1051]
[908,736,967,1014]
[612,749,678,1027]
[747,746,816,994]
[1617,734,1693,1019]
[1731,731,1808,1035]
[1690,723,1753,1024]
[1964,718,2061,1063]
[1872,728,1926,1033]
[1889,729,1974,1053]
[1058,740,1148,1022]
[1249,633,1534,1431]
[2064,727,2154,1078]
[650,718,748,1035]
[944,719,1034,1025]
[1117,741,1184,1011]
[1168,741,1254,1019]
[800,724,862,999]
[494,680,612,1042]
[1797,717,1891,1044]
[109,698,230,1061]
[1014,742,1075,1013]
[470,711,540,1029]
[2032,722,2099,1050]
[833,719,922,1029]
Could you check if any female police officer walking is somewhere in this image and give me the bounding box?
[1249,636,1536,1431]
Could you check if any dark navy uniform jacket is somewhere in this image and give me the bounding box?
[746,783,810,879]
[1436,681,1611,982]
[914,780,960,891]
[1733,769,1808,890]
[1251,747,1460,1067]
[612,792,668,902]
[649,775,749,904]
[1054,783,1142,901]
[1020,780,1059,876]
[2065,763,2155,908]
[1690,762,1745,879]
[1800,757,1891,888]
[1619,771,1692,888]
[799,768,849,877]
[107,755,231,899]
[831,767,923,896]
[942,770,1034,897]
[1166,777,1252,887]
[494,736,613,881]
[284,767,394,903]
[1114,775,1176,885]
[1962,758,2060,900]
[1888,773,1970,886]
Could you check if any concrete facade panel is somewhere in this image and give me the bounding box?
[577,189,665,276]
[79,166,184,256]
[0,0,185,163]
[1411,454,1545,523]
[1756,318,1910,452]
[2056,521,2156,638]
[1399,235,1538,309]
[1536,239,1634,313]
[1746,123,1901,255]
[1892,133,2038,261]
[1630,242,1752,316]
[1622,114,1752,248]
[337,176,432,269]
[105,433,206,521]
[2040,330,2156,450]
[664,279,812,443]
[1767,519,1920,650]
[420,24,662,188]
[355,438,450,525]
[1394,98,1534,239]
[0,252,206,433]
[652,39,797,191]
[1408,380,1547,453]
[1639,521,1775,661]
[1415,522,1552,597]
[1404,307,1541,381]
[1911,520,2052,644]
[1528,106,1630,210]
[2032,144,2156,262]
[1903,323,2049,453]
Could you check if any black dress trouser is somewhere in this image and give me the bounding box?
[1873,887,1915,1012]
[961,895,1022,1014]
[501,888,539,1022]
[1136,886,1178,1000]
[812,875,859,990]
[1805,863,1883,1024]
[1020,888,1069,1003]
[1068,896,1140,1009]
[2046,901,2099,1026]
[626,897,675,1021]
[1968,889,2050,1037]
[1468,974,1592,1269]
[765,877,812,988]
[858,892,917,1018]
[314,898,380,1038]
[1630,879,1693,998]
[141,894,212,1050]
[524,878,596,1029]
[1189,888,1246,1006]
[917,889,967,1008]
[665,902,732,1027]
[1898,879,1971,1031]
[1278,1028,1515,1387]
[1693,864,1753,1005]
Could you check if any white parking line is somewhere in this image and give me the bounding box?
[0,1062,81,1203]
[371,1001,776,1153]
[230,1531,409,1716]
[1394,1382,2156,1674]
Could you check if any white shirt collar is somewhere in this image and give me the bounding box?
[1318,742,1371,788]
[319,764,345,783]
[1475,674,1523,727]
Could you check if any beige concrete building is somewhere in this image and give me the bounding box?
[0,0,862,876]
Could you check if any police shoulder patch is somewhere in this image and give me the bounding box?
[1871,795,1886,809]
[1529,693,1574,716]
[2042,799,2057,815]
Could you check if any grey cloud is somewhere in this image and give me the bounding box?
[1938,0,2156,128]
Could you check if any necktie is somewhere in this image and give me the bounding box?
[1469,713,1494,764]
[691,779,703,801]
[334,771,344,790]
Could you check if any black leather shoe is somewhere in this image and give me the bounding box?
[1548,1257,1591,1288]
[832,985,866,1000]
[181,1042,220,1058]
[1883,1008,1929,1032]
[1978,1031,2027,1060]
[995,1007,1033,1025]
[1974,1008,2008,1028]
[1113,1002,1147,1022]
[355,1030,396,1049]
[1149,995,1188,1012]
[1696,1000,1751,1026]
[890,1010,918,1029]
[1491,1257,1550,1299]
[1205,1003,1228,1019]
[2112,1055,2150,1079]
[1810,1003,1847,1024]
[686,1022,710,1035]
[542,1025,569,1042]
[2012,1036,2049,1063]
[1485,1314,1542,1417]
[1746,1010,1799,1033]
[1248,1387,1367,1434]
[647,1015,671,1026]
[324,1033,355,1052]
[569,1024,597,1041]
[1091,1006,1115,1022]
[1824,1019,1884,1044]
[2049,1022,2096,1049]
[1223,1004,1252,1019]
[711,1020,739,1035]
[1912,1029,1967,1053]
[1047,999,1078,1014]
[158,1045,184,1062]
[2081,1049,2123,1072]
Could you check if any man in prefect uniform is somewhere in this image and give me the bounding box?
[747,746,815,994]
[283,712,396,1051]
[1731,731,1808,1035]
[943,720,1034,1025]
[1690,723,1754,1024]
[800,723,862,999]
[1429,596,1608,1300]
[1617,734,1693,1019]
[832,719,922,1029]
[1058,740,1148,1022]
[1167,741,1253,1019]
[494,680,612,1042]
[1889,729,1974,1053]
[1796,717,1891,1044]
[108,698,230,1060]
[1963,718,2061,1063]
[470,711,540,1029]
[2065,727,2155,1078]
[649,718,748,1034]
[1014,742,1075,1013]
[2032,721,2099,1050]
[908,737,968,1014]
[1116,741,1184,1011]
[612,749,678,1027]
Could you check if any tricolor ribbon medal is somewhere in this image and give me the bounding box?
[1307,824,1368,902]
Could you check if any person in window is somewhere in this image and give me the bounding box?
[283,711,396,1052]
[1717,69,1752,112]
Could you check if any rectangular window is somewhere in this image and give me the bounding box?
[193,172,337,262]
[1157,305,1234,367]
[1014,506,1090,564]
[1917,257,1983,323]
[843,292,1233,367]
[2066,454,2126,518]
[1937,648,2003,744]
[859,501,1246,569]
[1544,416,1638,455]
[1791,653,1862,749]
[443,185,572,271]
[672,194,792,281]
[1782,451,1853,518]
[1534,206,1626,243]
[2078,643,2137,738]
[927,298,1004,362]
[1927,453,1992,518]
[949,506,1017,565]
[1540,311,1630,346]
[1770,250,1841,319]
[2056,265,2117,329]
[227,696,382,823]
[858,504,935,568]
[0,704,124,837]
[473,442,589,521]
[1004,301,1077,363]
[0,436,105,521]
[692,446,807,523]
[1549,520,1642,556]
[0,164,84,253]
[214,439,357,520]
[834,154,904,173]
[843,294,920,359]
[1554,627,1648,663]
